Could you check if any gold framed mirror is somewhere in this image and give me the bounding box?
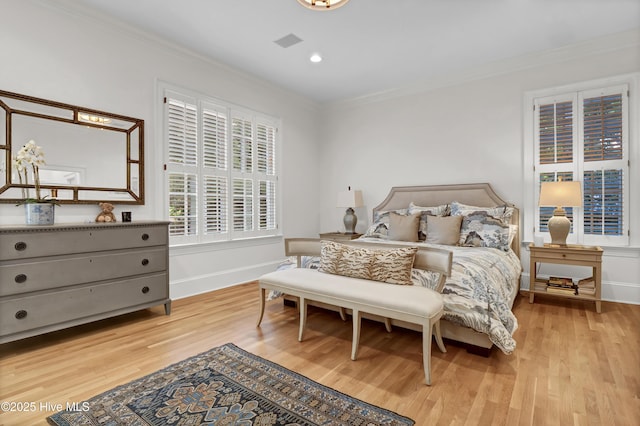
[0,90,144,204]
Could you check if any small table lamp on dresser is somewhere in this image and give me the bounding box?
[336,187,363,234]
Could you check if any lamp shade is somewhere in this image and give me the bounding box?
[336,190,363,208]
[539,180,582,246]
[539,181,582,207]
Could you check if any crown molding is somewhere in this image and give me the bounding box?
[32,0,321,112]
[329,28,640,110]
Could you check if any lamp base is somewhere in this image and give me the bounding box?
[343,207,357,234]
[548,208,570,246]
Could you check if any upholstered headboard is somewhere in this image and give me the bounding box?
[372,183,520,258]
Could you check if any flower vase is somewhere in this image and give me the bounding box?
[24,203,55,226]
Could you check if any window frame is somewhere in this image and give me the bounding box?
[160,83,281,246]
[523,73,639,248]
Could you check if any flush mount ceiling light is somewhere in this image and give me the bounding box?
[297,0,350,11]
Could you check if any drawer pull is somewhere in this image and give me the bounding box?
[142,233,150,241]
[15,242,27,251]
[141,258,149,266]
[15,274,27,284]
[142,286,150,294]
[15,310,27,320]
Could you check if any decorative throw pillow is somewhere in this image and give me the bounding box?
[450,201,514,222]
[370,246,418,285]
[319,241,418,285]
[363,208,410,239]
[388,212,420,242]
[319,240,343,274]
[408,202,450,240]
[336,245,374,280]
[362,221,389,239]
[372,208,409,223]
[458,211,511,251]
[425,215,462,245]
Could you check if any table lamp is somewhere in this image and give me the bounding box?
[538,180,582,246]
[336,187,363,234]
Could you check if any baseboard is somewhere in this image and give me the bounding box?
[520,273,640,305]
[169,260,282,300]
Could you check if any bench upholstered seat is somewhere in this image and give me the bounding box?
[257,238,452,385]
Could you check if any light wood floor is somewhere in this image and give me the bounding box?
[1,282,638,425]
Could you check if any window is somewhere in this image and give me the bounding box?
[163,87,279,244]
[525,75,636,247]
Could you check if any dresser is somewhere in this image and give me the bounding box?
[0,221,171,344]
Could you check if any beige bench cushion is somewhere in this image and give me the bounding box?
[259,268,443,320]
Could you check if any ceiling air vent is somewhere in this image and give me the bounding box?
[273,33,303,48]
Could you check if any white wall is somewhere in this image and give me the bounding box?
[0,1,322,298]
[319,31,640,305]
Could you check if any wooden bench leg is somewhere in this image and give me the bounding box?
[298,296,307,342]
[351,309,361,361]
[423,321,434,386]
[434,320,446,353]
[256,287,266,327]
[339,307,347,321]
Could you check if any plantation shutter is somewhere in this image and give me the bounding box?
[580,87,628,245]
[534,94,578,239]
[202,103,228,237]
[533,85,629,245]
[256,121,277,232]
[165,93,198,239]
[163,85,280,244]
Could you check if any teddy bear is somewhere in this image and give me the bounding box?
[96,202,117,223]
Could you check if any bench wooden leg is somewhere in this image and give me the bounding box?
[256,287,266,327]
[351,309,361,361]
[339,307,347,321]
[298,296,307,342]
[384,318,392,333]
[434,320,446,353]
[423,321,434,386]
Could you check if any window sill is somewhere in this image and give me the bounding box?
[169,234,283,256]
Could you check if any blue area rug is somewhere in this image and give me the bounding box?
[47,343,414,425]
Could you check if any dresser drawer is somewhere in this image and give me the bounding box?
[0,273,168,336]
[0,224,167,260]
[0,247,167,296]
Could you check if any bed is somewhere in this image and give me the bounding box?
[277,183,522,355]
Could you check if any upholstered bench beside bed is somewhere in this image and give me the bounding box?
[256,238,453,385]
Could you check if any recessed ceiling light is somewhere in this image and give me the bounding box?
[310,53,322,63]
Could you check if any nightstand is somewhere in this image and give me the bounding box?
[529,243,603,313]
[319,232,362,241]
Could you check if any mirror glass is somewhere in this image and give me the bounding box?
[0,91,144,204]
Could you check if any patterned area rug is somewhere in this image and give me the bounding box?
[47,343,414,426]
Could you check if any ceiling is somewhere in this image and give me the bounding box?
[65,0,639,103]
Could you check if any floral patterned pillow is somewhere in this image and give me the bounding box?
[458,211,511,251]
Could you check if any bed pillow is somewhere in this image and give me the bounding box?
[408,202,450,240]
[458,212,511,251]
[363,207,410,239]
[388,212,420,242]
[450,201,514,222]
[425,215,463,245]
[319,240,417,285]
